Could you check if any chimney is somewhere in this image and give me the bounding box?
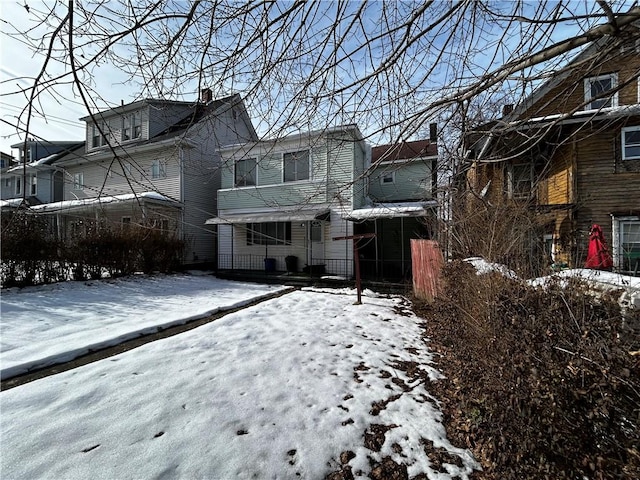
[502,104,514,116]
[201,88,213,103]
[429,123,437,143]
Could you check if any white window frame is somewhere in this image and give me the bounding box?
[29,174,37,196]
[507,163,533,200]
[235,157,257,187]
[151,159,166,179]
[584,73,618,110]
[91,122,107,148]
[3,177,11,188]
[380,171,395,185]
[622,126,640,161]
[73,172,84,190]
[15,175,22,196]
[612,216,640,271]
[122,111,141,142]
[283,150,310,183]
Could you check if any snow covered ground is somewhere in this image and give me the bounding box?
[0,276,477,479]
[0,273,288,379]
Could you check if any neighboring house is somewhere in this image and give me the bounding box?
[1,141,81,206]
[206,125,368,277]
[348,139,439,280]
[207,128,438,281]
[464,25,640,273]
[30,91,257,266]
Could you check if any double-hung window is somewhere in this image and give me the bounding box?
[73,172,84,190]
[29,175,37,196]
[235,158,257,187]
[151,159,166,179]
[283,150,310,182]
[584,73,618,110]
[507,163,532,200]
[246,222,291,245]
[614,218,640,272]
[91,122,108,148]
[622,126,640,161]
[15,176,22,196]
[122,112,141,141]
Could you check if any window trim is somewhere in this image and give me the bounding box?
[380,171,395,185]
[151,159,167,179]
[282,149,311,183]
[583,73,618,110]
[91,122,107,149]
[122,111,142,142]
[507,163,533,200]
[73,172,84,191]
[29,174,37,196]
[234,157,257,187]
[622,126,640,161]
[612,216,640,271]
[15,175,22,196]
[246,222,291,246]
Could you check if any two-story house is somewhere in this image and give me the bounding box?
[348,139,439,280]
[1,140,82,207]
[206,125,368,277]
[30,90,257,266]
[464,23,640,273]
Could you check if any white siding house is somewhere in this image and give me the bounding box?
[34,92,257,266]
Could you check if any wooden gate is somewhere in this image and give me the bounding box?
[411,239,444,302]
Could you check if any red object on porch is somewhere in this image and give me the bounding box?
[585,224,613,270]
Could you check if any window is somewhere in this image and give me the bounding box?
[122,162,133,177]
[91,122,107,148]
[29,175,37,196]
[283,150,310,182]
[380,171,395,184]
[73,172,84,190]
[246,222,291,245]
[507,163,532,199]
[15,176,22,196]
[584,73,618,110]
[614,218,640,272]
[622,126,640,160]
[121,217,132,229]
[235,158,257,187]
[310,221,323,243]
[151,160,166,179]
[122,111,141,141]
[3,177,11,188]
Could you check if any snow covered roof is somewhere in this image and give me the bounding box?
[30,192,180,214]
[0,198,25,209]
[206,207,330,225]
[345,202,437,221]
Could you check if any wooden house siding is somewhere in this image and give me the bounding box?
[520,46,639,119]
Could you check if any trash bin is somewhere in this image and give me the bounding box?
[285,255,298,273]
[264,257,276,272]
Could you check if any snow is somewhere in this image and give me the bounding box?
[0,274,478,479]
[0,198,24,209]
[29,191,178,213]
[463,257,518,278]
[0,273,288,379]
[347,202,437,220]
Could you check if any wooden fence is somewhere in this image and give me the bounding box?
[411,239,444,302]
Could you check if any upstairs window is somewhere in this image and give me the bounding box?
[235,158,257,187]
[151,159,167,179]
[622,126,640,160]
[283,150,310,182]
[91,122,107,148]
[73,172,84,190]
[122,112,142,141]
[584,73,618,110]
[507,163,532,200]
[246,222,291,245]
[380,171,395,184]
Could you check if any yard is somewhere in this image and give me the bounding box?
[0,273,478,479]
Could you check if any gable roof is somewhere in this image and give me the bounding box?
[371,139,437,164]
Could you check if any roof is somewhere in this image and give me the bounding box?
[29,192,180,214]
[345,201,438,221]
[371,140,437,164]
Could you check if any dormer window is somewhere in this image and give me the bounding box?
[91,122,107,148]
[122,112,141,141]
[584,73,618,110]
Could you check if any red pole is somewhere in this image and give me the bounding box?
[354,240,362,305]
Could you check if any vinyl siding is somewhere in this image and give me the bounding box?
[368,160,433,202]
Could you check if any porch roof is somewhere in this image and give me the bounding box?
[205,207,330,225]
[29,192,181,214]
[345,201,437,221]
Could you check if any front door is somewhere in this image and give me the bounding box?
[309,220,325,265]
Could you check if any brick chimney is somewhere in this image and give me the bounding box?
[502,104,514,116]
[429,123,437,143]
[201,88,212,103]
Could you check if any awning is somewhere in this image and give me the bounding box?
[205,208,330,225]
[29,192,181,214]
[345,202,436,221]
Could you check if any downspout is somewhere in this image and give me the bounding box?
[179,146,186,263]
[401,217,405,274]
[375,219,379,278]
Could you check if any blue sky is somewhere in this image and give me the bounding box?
[1,0,636,156]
